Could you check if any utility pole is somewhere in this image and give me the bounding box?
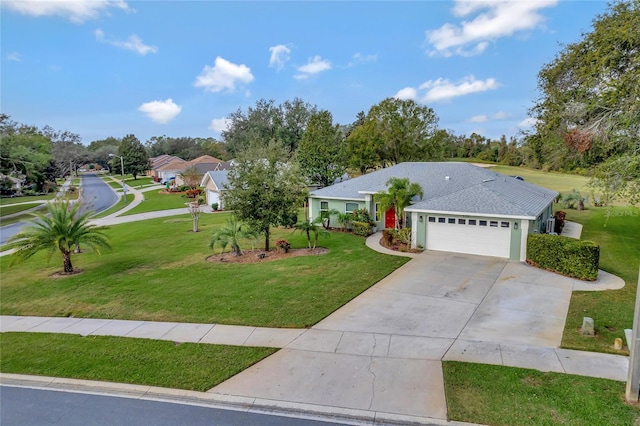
[626,266,640,403]
[109,154,127,203]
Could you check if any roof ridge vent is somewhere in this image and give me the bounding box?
[445,176,450,181]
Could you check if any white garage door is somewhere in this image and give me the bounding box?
[207,190,220,206]
[426,216,511,258]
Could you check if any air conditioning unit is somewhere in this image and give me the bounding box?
[546,218,556,234]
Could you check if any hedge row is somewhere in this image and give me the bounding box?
[526,234,599,281]
[352,221,373,237]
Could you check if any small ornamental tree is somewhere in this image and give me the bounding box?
[7,200,111,274]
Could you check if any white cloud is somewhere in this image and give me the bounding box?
[426,0,558,57]
[269,44,291,70]
[3,0,131,23]
[348,52,378,67]
[7,52,22,62]
[419,76,499,102]
[518,117,538,128]
[468,111,508,123]
[209,118,230,133]
[94,29,157,55]
[294,56,331,79]
[194,57,254,93]
[138,98,181,123]
[394,87,417,100]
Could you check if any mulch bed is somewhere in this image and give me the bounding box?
[206,247,329,264]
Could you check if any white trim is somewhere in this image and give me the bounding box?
[519,220,530,262]
[411,212,418,249]
[309,195,366,201]
[405,208,536,221]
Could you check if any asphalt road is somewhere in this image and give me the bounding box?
[0,173,116,246]
[80,173,118,215]
[0,386,344,426]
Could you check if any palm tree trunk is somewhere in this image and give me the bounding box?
[62,250,73,273]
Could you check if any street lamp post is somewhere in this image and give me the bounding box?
[109,154,127,203]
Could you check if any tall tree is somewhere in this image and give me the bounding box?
[528,0,640,170]
[346,120,381,175]
[7,200,111,274]
[88,137,121,170]
[363,98,441,167]
[222,143,308,251]
[375,177,424,230]
[114,134,149,179]
[297,110,346,187]
[222,98,317,158]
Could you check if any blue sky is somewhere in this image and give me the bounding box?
[2,1,608,145]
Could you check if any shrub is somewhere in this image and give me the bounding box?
[554,210,566,234]
[185,188,203,199]
[382,228,396,245]
[527,234,599,281]
[211,202,219,211]
[352,221,373,237]
[351,208,374,226]
[397,228,412,245]
[275,239,290,253]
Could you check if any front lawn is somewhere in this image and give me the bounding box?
[0,332,276,391]
[90,193,135,218]
[0,213,408,327]
[0,194,55,206]
[0,202,46,217]
[561,206,640,354]
[444,361,639,426]
[121,189,191,216]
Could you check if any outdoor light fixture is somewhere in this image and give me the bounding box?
[514,222,518,230]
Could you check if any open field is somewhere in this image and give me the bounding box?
[561,206,640,354]
[490,165,590,195]
[0,332,276,392]
[444,361,639,426]
[0,213,409,327]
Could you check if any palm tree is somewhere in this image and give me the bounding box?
[375,177,424,230]
[295,218,328,250]
[8,200,111,274]
[336,212,353,231]
[209,215,256,256]
[319,208,339,230]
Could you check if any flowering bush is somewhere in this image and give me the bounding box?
[275,239,291,253]
[351,208,374,226]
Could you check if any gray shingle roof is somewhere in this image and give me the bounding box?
[203,170,229,190]
[310,162,557,218]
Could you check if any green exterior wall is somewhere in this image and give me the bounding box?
[309,197,371,227]
[416,214,426,248]
[509,219,522,260]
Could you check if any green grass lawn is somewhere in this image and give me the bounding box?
[0,213,408,327]
[121,189,188,216]
[0,194,55,206]
[444,362,639,426]
[90,194,135,218]
[0,332,276,391]
[491,165,590,195]
[0,202,45,217]
[561,206,640,354]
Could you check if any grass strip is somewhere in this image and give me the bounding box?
[561,207,640,354]
[121,190,190,216]
[0,203,45,217]
[0,332,276,392]
[90,194,135,218]
[443,361,639,426]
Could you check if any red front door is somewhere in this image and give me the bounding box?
[385,208,396,229]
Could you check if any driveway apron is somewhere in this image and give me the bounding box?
[210,251,574,420]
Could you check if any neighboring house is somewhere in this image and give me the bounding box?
[200,170,229,209]
[308,162,558,261]
[148,155,184,180]
[173,155,231,187]
[156,157,188,184]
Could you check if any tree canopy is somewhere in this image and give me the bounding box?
[297,110,346,187]
[114,134,149,179]
[222,143,308,251]
[528,0,640,170]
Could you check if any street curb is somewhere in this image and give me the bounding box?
[0,373,479,426]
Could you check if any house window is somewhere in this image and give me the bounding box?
[320,201,329,213]
[428,216,436,222]
[448,218,456,224]
[345,202,359,214]
[490,221,498,227]
[458,219,466,225]
[479,220,487,226]
[438,217,446,223]
[501,221,510,228]
[468,219,477,225]
[375,203,381,221]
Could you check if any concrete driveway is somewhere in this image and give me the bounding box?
[211,251,575,421]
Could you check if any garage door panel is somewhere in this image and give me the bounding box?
[426,220,510,258]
